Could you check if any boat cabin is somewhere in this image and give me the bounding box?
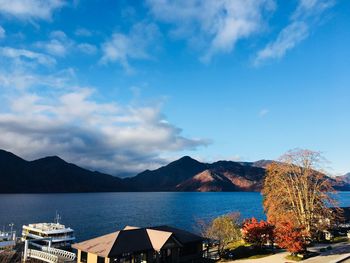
[22,222,75,248]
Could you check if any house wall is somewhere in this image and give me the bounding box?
[179,241,203,262]
[87,252,98,263]
[76,249,109,263]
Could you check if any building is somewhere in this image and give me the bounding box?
[0,230,16,250]
[72,225,204,263]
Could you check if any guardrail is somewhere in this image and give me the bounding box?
[26,241,76,262]
[27,249,58,263]
[42,246,76,261]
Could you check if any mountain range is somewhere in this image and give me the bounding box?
[0,149,128,193]
[340,173,350,183]
[0,149,349,193]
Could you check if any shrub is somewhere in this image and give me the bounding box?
[242,217,274,248]
[274,220,307,254]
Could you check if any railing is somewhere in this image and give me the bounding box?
[42,246,76,261]
[24,232,75,242]
[26,242,76,262]
[27,249,58,263]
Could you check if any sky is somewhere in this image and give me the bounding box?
[0,0,349,177]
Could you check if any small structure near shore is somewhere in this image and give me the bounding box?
[72,225,204,263]
[0,229,16,250]
[325,207,350,241]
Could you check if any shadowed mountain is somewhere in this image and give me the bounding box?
[124,156,208,191]
[0,149,130,193]
[0,149,349,193]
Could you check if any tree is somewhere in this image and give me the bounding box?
[274,220,307,254]
[202,213,241,254]
[262,149,339,240]
[242,218,274,248]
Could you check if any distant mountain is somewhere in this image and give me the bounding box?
[251,160,274,169]
[332,173,350,191]
[0,149,130,193]
[0,149,349,193]
[126,157,266,192]
[341,173,350,184]
[124,156,208,191]
[128,158,350,192]
[176,170,238,192]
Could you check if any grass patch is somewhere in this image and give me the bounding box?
[285,254,303,261]
[331,236,349,243]
[225,240,249,250]
[222,245,273,261]
[245,253,274,259]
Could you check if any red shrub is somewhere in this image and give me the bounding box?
[274,220,307,254]
[242,217,274,248]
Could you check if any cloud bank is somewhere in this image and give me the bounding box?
[0,45,208,176]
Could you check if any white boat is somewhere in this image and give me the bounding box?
[21,213,75,249]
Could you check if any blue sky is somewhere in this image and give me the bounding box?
[0,0,349,176]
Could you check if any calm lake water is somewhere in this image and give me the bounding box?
[0,192,349,242]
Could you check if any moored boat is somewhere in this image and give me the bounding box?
[21,213,75,249]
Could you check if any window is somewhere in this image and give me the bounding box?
[80,251,88,263]
[97,256,105,263]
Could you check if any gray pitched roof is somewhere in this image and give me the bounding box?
[73,225,201,258]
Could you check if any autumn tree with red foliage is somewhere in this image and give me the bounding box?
[274,220,307,254]
[242,218,274,248]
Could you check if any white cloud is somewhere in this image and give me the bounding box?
[77,43,97,55]
[0,26,5,38]
[258,108,269,117]
[293,0,335,19]
[0,0,65,20]
[146,0,275,62]
[100,22,160,72]
[75,28,92,37]
[255,0,334,64]
[0,46,56,66]
[0,68,75,90]
[0,38,77,91]
[36,30,73,57]
[36,30,98,57]
[255,22,308,64]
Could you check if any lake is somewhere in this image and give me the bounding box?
[0,192,349,242]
